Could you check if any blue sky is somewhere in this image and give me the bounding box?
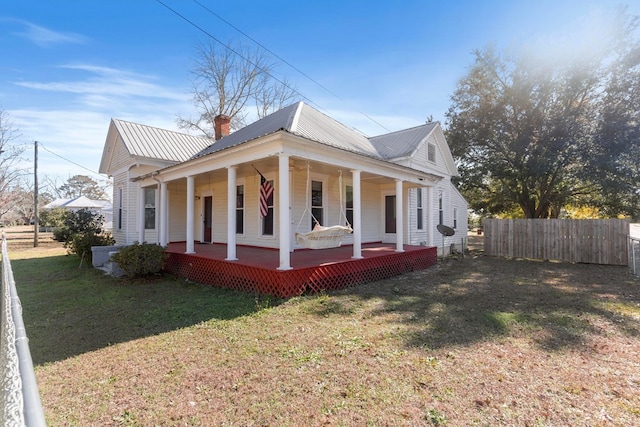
[1,0,638,186]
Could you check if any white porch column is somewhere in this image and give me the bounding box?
[277,154,292,270]
[395,179,404,252]
[226,166,238,261]
[351,169,363,259]
[186,175,195,254]
[138,186,145,243]
[159,181,168,246]
[426,186,434,247]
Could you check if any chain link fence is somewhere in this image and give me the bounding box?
[1,232,46,426]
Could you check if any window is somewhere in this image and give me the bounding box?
[311,180,323,228]
[236,184,244,234]
[417,188,423,230]
[453,207,458,229]
[261,180,274,236]
[345,185,353,229]
[427,143,436,162]
[438,192,444,225]
[144,187,156,229]
[117,188,123,230]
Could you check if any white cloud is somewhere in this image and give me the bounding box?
[15,64,188,103]
[10,19,88,47]
[10,63,194,176]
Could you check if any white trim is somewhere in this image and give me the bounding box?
[226,166,238,261]
[277,154,291,270]
[259,172,276,239]
[235,178,246,236]
[309,172,328,229]
[395,179,404,252]
[199,190,214,243]
[382,190,396,244]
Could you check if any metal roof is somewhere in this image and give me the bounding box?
[369,122,438,160]
[193,103,299,158]
[193,102,382,159]
[43,196,106,209]
[113,119,212,162]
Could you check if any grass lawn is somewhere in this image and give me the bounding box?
[5,227,640,426]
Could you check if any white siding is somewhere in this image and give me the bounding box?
[430,178,468,255]
[168,188,187,243]
[407,187,430,246]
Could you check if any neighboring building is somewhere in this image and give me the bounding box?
[99,102,468,271]
[43,196,112,225]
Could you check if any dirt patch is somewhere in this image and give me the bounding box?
[2,225,59,251]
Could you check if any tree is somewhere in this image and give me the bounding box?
[445,10,640,219]
[58,175,110,200]
[177,40,298,137]
[591,12,640,219]
[52,208,114,261]
[0,108,27,222]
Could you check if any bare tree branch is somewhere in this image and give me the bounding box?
[178,40,298,136]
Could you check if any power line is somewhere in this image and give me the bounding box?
[155,0,392,134]
[38,143,102,177]
[154,0,322,112]
[191,0,344,103]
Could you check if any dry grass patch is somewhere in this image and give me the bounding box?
[6,228,640,426]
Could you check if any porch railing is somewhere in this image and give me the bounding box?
[1,231,46,426]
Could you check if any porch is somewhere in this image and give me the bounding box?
[164,242,438,298]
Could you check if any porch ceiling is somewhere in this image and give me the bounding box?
[177,156,427,189]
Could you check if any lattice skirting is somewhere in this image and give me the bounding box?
[165,247,437,298]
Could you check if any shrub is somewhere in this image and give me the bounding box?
[70,232,115,263]
[39,208,68,229]
[111,242,167,278]
[52,209,113,262]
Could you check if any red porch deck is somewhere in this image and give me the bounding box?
[164,242,438,298]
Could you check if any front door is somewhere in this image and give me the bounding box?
[203,196,213,242]
[385,195,396,234]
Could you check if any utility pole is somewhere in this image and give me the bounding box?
[34,141,38,247]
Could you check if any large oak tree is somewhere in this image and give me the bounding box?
[446,10,640,219]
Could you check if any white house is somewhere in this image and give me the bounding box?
[99,102,467,275]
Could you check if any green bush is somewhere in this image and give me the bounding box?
[52,209,113,262]
[39,208,68,229]
[111,242,167,278]
[53,208,105,246]
[70,232,115,263]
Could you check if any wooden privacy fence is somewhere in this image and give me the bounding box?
[483,219,629,266]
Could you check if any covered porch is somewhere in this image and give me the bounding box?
[164,242,438,297]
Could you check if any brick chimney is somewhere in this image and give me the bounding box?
[214,114,231,140]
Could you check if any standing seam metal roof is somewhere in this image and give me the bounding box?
[113,119,212,162]
[192,102,382,160]
[369,122,438,159]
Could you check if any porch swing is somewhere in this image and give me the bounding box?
[295,165,353,249]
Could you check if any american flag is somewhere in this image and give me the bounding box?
[259,174,274,218]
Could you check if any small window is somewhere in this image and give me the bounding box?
[438,192,444,225]
[261,180,274,236]
[453,207,458,229]
[345,185,353,229]
[417,188,423,230]
[236,185,244,234]
[427,143,436,163]
[144,187,156,230]
[311,180,323,228]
